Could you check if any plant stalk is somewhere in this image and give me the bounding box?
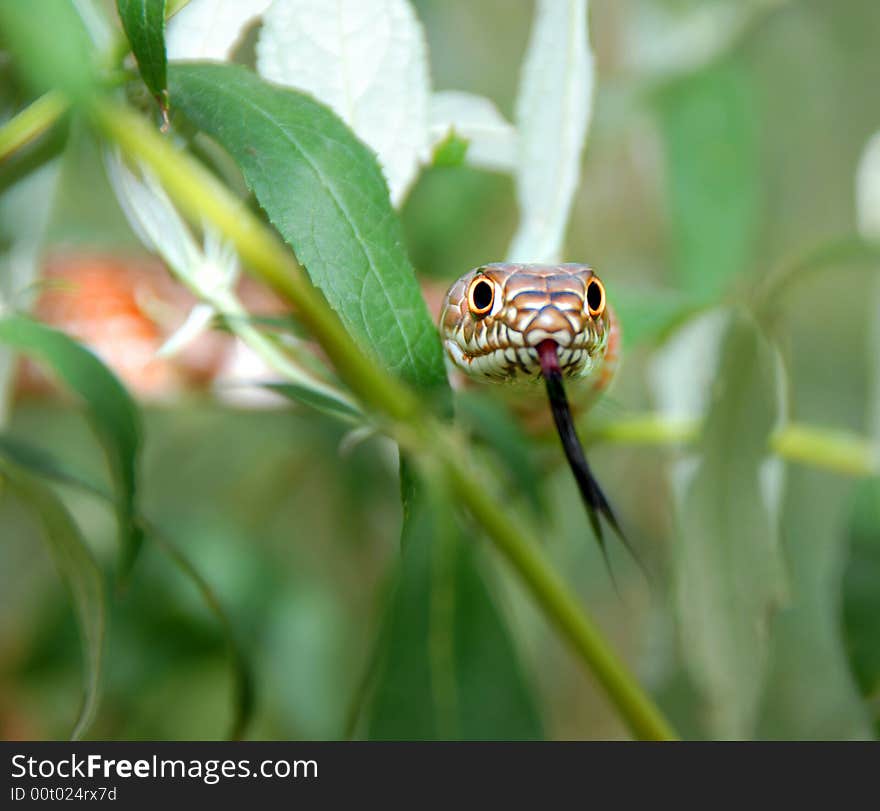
[588,414,878,478]
[0,90,68,161]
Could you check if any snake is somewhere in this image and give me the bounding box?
[439,263,634,572]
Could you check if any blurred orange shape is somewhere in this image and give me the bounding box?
[19,252,230,400]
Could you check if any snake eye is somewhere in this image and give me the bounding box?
[467,277,495,316]
[586,277,606,318]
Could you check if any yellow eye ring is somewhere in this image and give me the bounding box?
[586,277,606,318]
[467,276,495,317]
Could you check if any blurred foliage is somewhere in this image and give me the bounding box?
[1,0,879,741]
[365,464,543,739]
[0,316,143,577]
[655,61,760,301]
[843,479,880,735]
[674,314,787,739]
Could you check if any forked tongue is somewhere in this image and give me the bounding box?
[536,339,644,586]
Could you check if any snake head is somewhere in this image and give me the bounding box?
[439,263,616,384]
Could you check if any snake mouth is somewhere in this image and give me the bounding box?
[444,330,593,383]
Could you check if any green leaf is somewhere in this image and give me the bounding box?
[219,312,309,340]
[2,467,105,740]
[116,0,168,99]
[675,313,787,738]
[0,316,143,578]
[168,63,448,395]
[656,61,760,300]
[0,432,104,495]
[0,0,97,102]
[842,479,880,732]
[263,382,363,423]
[431,130,470,168]
[366,463,543,739]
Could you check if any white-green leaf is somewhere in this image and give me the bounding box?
[107,150,359,414]
[652,311,789,737]
[856,131,880,241]
[856,132,880,442]
[157,302,216,358]
[0,160,62,426]
[0,167,59,298]
[105,150,206,280]
[673,315,788,738]
[622,0,787,80]
[256,0,431,206]
[650,309,729,427]
[429,91,517,173]
[166,0,271,60]
[507,0,593,263]
[649,310,728,500]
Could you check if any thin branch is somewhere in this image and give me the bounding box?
[588,414,878,478]
[0,90,68,162]
[770,423,877,478]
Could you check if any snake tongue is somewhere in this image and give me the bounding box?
[536,341,645,586]
[537,339,561,377]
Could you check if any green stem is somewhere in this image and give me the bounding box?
[770,423,877,478]
[0,90,68,161]
[587,414,699,446]
[92,97,677,740]
[589,414,878,478]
